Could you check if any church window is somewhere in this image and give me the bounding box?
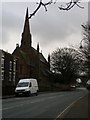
[9,61,12,71]
[9,72,12,81]
[1,58,4,68]
[1,70,4,81]
[13,60,16,72]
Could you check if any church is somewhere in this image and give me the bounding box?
[12,8,51,90]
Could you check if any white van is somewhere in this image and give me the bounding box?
[15,78,39,96]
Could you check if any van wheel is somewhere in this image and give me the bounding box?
[29,91,31,96]
[35,91,38,96]
[27,91,31,97]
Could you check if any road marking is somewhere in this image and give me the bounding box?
[55,94,87,120]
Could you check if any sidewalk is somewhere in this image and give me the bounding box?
[2,95,15,99]
[1,91,52,99]
[60,93,89,119]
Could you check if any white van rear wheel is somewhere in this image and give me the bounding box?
[35,91,38,96]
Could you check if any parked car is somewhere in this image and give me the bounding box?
[76,84,80,87]
[15,78,39,96]
[86,79,90,90]
[70,85,76,89]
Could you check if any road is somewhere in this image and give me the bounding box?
[2,88,88,119]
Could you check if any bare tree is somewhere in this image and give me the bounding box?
[28,0,84,19]
[80,22,90,78]
[50,47,85,84]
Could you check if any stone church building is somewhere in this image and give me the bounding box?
[12,8,51,90]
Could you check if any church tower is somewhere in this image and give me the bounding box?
[21,8,32,48]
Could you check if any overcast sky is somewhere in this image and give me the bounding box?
[0,0,88,59]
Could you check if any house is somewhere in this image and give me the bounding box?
[0,49,18,95]
[12,8,51,91]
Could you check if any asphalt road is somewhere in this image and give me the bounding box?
[2,88,88,119]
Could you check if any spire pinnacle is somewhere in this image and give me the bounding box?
[21,8,32,48]
[26,7,29,21]
[23,7,29,33]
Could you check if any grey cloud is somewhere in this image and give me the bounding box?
[1,2,88,57]
[89,1,90,21]
[31,2,87,46]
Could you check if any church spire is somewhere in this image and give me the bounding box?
[21,8,32,48]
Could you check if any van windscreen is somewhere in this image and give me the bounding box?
[17,82,29,87]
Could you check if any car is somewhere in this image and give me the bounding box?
[70,85,76,90]
[86,79,90,90]
[76,84,80,87]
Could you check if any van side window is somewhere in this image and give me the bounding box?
[29,82,31,87]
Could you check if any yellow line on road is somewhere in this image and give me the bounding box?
[55,94,87,120]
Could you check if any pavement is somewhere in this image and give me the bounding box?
[1,92,47,99]
[58,91,89,119]
[1,95,15,99]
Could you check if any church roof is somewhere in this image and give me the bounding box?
[31,47,47,63]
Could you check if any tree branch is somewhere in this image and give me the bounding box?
[58,0,84,11]
[28,0,84,19]
[28,0,53,19]
[76,3,84,9]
